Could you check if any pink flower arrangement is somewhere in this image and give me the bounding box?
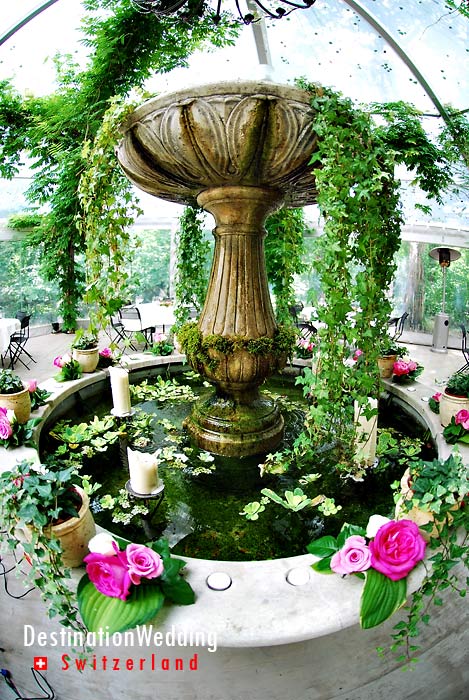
[455,408,469,431]
[330,535,371,574]
[330,518,426,582]
[392,359,423,383]
[0,407,13,440]
[83,535,164,601]
[99,347,113,359]
[296,337,316,359]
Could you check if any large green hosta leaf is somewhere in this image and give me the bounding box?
[360,568,407,629]
[77,576,165,634]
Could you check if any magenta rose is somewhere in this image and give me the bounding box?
[0,408,13,440]
[369,519,426,581]
[99,347,112,358]
[330,535,372,575]
[407,360,417,372]
[431,392,442,402]
[455,409,469,430]
[53,356,65,368]
[126,543,164,585]
[84,547,131,600]
[393,360,410,376]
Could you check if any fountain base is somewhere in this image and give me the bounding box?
[184,391,284,457]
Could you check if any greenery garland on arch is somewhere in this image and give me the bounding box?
[293,80,458,476]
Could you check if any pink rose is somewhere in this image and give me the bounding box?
[431,392,442,402]
[330,535,372,575]
[53,356,65,368]
[353,349,363,362]
[0,408,13,440]
[126,543,164,585]
[369,519,426,581]
[407,361,417,372]
[455,409,469,430]
[393,360,410,376]
[26,379,38,393]
[99,347,112,358]
[84,546,131,600]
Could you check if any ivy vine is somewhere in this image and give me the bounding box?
[264,207,308,326]
[173,206,211,329]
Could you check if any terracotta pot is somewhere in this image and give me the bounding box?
[0,387,31,424]
[439,390,469,427]
[49,487,96,567]
[72,347,99,373]
[377,354,397,379]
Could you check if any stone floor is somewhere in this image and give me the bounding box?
[4,327,466,389]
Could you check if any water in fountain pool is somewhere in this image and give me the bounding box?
[40,369,436,561]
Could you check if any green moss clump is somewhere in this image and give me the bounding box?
[178,322,297,370]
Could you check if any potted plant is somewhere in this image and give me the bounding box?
[71,332,99,373]
[0,458,96,632]
[439,371,469,427]
[0,369,31,423]
[149,332,174,357]
[377,341,406,379]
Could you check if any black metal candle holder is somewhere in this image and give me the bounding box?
[125,480,165,540]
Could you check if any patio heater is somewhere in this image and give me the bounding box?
[429,246,460,353]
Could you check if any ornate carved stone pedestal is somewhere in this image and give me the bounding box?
[185,185,284,456]
[117,81,318,456]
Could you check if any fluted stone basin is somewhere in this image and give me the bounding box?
[117,81,319,456]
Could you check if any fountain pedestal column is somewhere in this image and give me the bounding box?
[184,185,286,457]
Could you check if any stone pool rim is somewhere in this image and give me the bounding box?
[1,352,466,648]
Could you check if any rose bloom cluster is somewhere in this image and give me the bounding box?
[455,408,469,431]
[84,533,164,601]
[53,353,72,368]
[153,333,167,344]
[0,407,15,440]
[392,359,417,377]
[99,347,113,359]
[330,516,426,581]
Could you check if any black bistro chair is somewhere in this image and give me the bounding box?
[119,306,153,350]
[457,324,469,374]
[7,313,36,370]
[388,311,408,342]
[297,321,318,342]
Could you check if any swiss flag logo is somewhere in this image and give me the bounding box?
[33,656,48,671]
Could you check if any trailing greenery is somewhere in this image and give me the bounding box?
[177,321,296,372]
[0,460,86,634]
[386,453,469,664]
[293,81,403,470]
[264,208,308,325]
[173,207,211,329]
[77,94,145,331]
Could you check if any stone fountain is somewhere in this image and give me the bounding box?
[117,81,318,457]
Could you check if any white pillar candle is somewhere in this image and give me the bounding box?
[354,398,378,467]
[128,447,160,494]
[109,367,131,416]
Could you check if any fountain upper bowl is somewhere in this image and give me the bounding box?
[117,80,319,208]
